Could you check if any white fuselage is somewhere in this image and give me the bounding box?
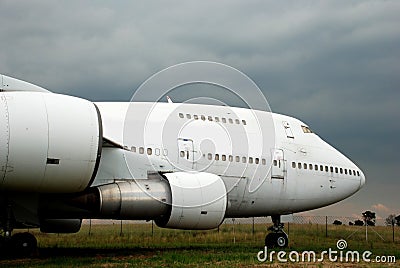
[94,102,365,217]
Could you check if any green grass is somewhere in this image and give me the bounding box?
[1,223,399,267]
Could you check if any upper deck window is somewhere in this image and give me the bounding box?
[301,125,313,133]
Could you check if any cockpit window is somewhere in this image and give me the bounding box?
[301,125,313,133]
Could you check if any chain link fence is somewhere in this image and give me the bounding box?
[80,215,399,245]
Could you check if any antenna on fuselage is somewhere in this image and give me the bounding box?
[166,96,173,104]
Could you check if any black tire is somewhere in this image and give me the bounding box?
[11,232,37,256]
[265,232,288,248]
[275,232,288,248]
[265,233,277,248]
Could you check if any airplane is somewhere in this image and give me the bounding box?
[0,74,365,255]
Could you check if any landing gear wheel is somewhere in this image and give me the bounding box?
[11,232,38,256]
[275,232,288,248]
[265,232,288,248]
[265,233,276,248]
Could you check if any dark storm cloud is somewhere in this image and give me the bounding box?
[0,0,399,215]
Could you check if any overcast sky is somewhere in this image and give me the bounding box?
[1,0,399,220]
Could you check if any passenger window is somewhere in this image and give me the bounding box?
[340,168,343,174]
[222,155,226,161]
[131,146,136,153]
[309,164,313,170]
[304,163,307,169]
[235,156,240,162]
[262,159,266,165]
[180,151,185,157]
[242,120,247,125]
[273,160,277,166]
[315,164,318,170]
[201,115,205,121]
[229,155,233,162]
[357,171,360,176]
[194,115,198,120]
[325,166,328,172]
[344,169,348,175]
[235,119,240,124]
[248,157,252,164]
[335,167,338,173]
[147,148,152,155]
[155,148,160,156]
[242,156,246,163]
[208,153,212,160]
[215,117,220,122]
[139,147,144,154]
[163,149,168,156]
[208,116,213,121]
[330,167,334,172]
[186,114,191,119]
[292,162,296,168]
[298,163,302,169]
[320,165,323,171]
[179,113,184,118]
[255,158,259,164]
[229,118,233,124]
[222,118,226,123]
[215,154,219,160]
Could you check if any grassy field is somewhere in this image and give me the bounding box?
[0,222,399,267]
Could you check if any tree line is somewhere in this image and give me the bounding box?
[332,211,400,226]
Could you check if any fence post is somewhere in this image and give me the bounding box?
[252,217,255,236]
[232,218,236,244]
[89,219,92,236]
[393,223,395,242]
[120,220,123,236]
[325,216,328,237]
[152,220,154,238]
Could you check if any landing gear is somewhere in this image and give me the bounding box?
[1,203,38,257]
[11,232,38,256]
[265,215,288,248]
[0,232,38,257]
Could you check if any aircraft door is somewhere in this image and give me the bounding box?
[177,138,196,169]
[271,149,285,179]
[282,121,294,139]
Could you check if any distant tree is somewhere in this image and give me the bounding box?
[395,215,400,227]
[349,222,354,226]
[354,220,364,226]
[385,214,396,226]
[333,220,342,225]
[362,211,376,226]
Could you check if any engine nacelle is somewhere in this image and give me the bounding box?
[40,219,82,233]
[39,172,227,230]
[0,92,102,193]
[156,172,227,230]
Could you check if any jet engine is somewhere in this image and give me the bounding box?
[0,92,102,193]
[47,172,228,231]
[155,172,227,230]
